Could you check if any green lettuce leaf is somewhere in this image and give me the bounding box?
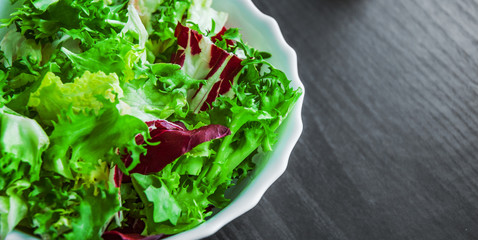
[0,28,42,68]
[61,5,148,82]
[146,0,191,62]
[28,71,123,124]
[0,106,49,186]
[63,183,120,240]
[131,174,181,226]
[121,5,148,50]
[27,175,120,240]
[44,101,147,179]
[2,0,129,48]
[201,61,302,197]
[120,63,204,121]
[130,169,211,235]
[0,107,49,239]
[0,28,47,115]
[0,180,29,239]
[61,37,142,82]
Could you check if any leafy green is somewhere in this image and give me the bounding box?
[0,107,49,183]
[44,100,148,179]
[28,71,123,124]
[0,29,43,68]
[61,37,141,82]
[146,0,192,62]
[0,107,49,239]
[2,0,129,48]
[121,63,204,121]
[0,28,47,115]
[131,174,181,226]
[63,183,120,240]
[121,4,148,49]
[27,176,120,240]
[195,50,302,199]
[0,180,29,239]
[130,164,213,235]
[19,100,146,239]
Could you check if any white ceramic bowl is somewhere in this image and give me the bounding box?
[1,0,304,239]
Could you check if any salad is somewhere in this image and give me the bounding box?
[0,0,302,239]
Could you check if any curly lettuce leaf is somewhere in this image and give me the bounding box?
[130,171,209,235]
[0,28,48,115]
[0,107,49,239]
[146,0,191,62]
[0,107,49,186]
[60,4,148,82]
[2,0,129,48]
[26,175,120,240]
[201,60,302,196]
[28,71,123,124]
[131,174,181,226]
[63,183,120,240]
[0,28,42,68]
[44,101,148,180]
[0,180,29,239]
[61,37,142,82]
[120,63,204,121]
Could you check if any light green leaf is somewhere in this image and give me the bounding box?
[0,107,49,184]
[28,71,123,124]
[64,183,120,240]
[144,185,181,225]
[32,0,59,12]
[0,180,30,239]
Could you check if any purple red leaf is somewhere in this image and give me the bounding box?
[114,120,230,185]
[171,23,244,113]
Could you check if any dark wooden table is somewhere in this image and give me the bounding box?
[209,0,478,239]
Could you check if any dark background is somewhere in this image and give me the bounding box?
[209,0,478,240]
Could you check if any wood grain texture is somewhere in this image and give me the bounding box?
[208,0,478,239]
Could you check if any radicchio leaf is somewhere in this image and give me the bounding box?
[114,120,230,186]
[171,23,244,113]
